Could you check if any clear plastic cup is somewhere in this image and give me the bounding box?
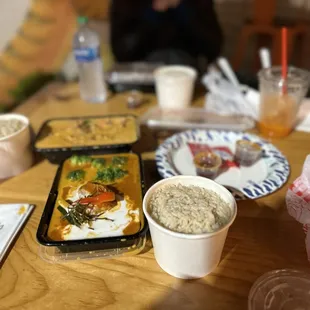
[194,151,222,179]
[248,269,310,310]
[234,140,262,166]
[258,66,310,138]
[154,65,197,110]
[143,175,237,279]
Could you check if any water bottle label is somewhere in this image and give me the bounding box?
[74,47,100,62]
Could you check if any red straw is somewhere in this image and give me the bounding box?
[281,27,288,93]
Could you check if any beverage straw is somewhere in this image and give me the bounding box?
[259,48,271,69]
[281,27,288,93]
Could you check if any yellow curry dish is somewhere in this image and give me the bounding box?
[47,153,143,241]
[35,115,138,149]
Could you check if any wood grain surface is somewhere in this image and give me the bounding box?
[0,83,310,310]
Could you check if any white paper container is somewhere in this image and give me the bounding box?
[154,65,197,109]
[0,113,33,180]
[143,176,237,279]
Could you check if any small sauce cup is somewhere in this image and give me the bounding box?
[234,140,262,166]
[193,151,222,179]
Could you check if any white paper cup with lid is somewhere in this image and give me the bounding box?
[0,113,33,180]
[154,65,197,109]
[143,175,237,279]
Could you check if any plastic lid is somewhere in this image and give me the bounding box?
[77,16,88,24]
[140,106,255,132]
[248,269,310,310]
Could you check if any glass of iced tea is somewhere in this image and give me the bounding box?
[258,66,310,138]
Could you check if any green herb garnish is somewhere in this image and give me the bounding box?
[112,156,128,167]
[69,155,92,166]
[91,158,106,169]
[78,119,91,133]
[57,205,113,228]
[95,166,128,183]
[66,169,85,181]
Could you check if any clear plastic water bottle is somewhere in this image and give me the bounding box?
[73,16,107,103]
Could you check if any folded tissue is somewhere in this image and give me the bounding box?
[202,70,260,120]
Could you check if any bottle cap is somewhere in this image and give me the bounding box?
[77,16,88,25]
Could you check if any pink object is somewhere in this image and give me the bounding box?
[286,155,310,261]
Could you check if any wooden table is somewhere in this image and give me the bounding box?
[0,83,310,310]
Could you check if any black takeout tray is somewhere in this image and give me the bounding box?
[34,114,140,164]
[36,153,148,253]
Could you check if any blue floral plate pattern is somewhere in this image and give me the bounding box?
[155,130,290,199]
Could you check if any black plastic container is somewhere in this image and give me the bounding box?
[36,153,148,254]
[34,115,140,164]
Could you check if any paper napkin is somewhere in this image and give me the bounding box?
[296,99,310,133]
[0,203,34,263]
[202,70,260,120]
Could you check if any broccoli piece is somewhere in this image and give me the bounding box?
[112,156,128,167]
[113,167,127,179]
[67,169,85,181]
[95,166,127,183]
[91,158,106,169]
[69,155,92,166]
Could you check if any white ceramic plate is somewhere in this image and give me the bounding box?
[155,130,290,199]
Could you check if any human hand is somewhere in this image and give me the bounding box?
[152,0,181,12]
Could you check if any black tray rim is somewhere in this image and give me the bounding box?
[33,114,140,153]
[36,152,148,247]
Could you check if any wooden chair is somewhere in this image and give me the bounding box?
[232,0,308,71]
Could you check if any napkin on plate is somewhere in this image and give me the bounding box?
[0,203,34,263]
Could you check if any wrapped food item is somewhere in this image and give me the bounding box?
[286,155,310,261]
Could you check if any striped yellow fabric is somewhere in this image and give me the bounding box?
[0,0,77,107]
[72,0,110,21]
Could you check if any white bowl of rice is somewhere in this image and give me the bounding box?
[0,113,33,180]
[143,175,237,279]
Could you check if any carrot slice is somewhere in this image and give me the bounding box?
[79,192,115,204]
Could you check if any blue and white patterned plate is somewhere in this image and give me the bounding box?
[155,129,290,199]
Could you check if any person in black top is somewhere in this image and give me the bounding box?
[110,0,223,69]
